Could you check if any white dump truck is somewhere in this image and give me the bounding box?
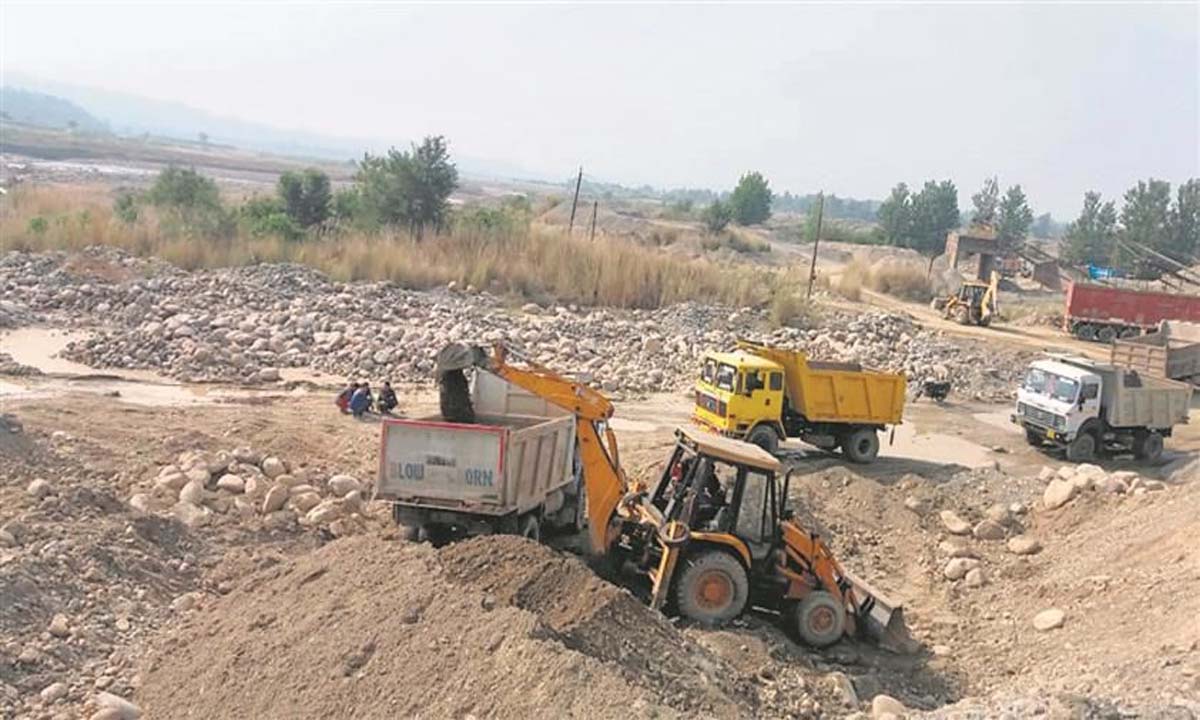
[1012,354,1192,463]
[376,369,583,543]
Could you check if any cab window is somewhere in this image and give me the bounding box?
[715,364,737,391]
[735,471,771,544]
[1081,383,1099,400]
[700,359,717,384]
[769,372,783,391]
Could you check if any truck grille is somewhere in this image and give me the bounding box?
[1019,403,1058,428]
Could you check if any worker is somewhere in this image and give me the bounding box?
[693,465,727,529]
[335,382,355,414]
[349,382,372,419]
[378,381,398,415]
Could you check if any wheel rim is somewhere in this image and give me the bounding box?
[856,437,871,455]
[694,570,734,611]
[807,605,836,636]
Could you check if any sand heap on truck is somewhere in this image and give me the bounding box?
[135,535,770,720]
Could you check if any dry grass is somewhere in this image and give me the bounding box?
[1,184,777,310]
[834,256,932,303]
[834,258,866,301]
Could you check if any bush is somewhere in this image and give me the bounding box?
[239,196,303,241]
[834,258,866,301]
[726,231,771,254]
[867,261,932,301]
[28,217,48,235]
[702,200,732,233]
[277,168,331,227]
[770,291,810,327]
[145,166,231,238]
[113,192,139,224]
[729,172,772,225]
[356,136,458,236]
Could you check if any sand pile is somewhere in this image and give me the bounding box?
[136,535,761,719]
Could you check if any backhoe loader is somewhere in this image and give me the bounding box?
[932,270,1000,326]
[434,342,912,650]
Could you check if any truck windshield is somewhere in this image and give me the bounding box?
[700,358,717,385]
[715,364,737,391]
[1023,368,1079,403]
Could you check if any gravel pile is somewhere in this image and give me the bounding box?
[1,249,1029,399]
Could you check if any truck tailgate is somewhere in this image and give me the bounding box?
[377,419,508,509]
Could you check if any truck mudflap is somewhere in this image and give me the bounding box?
[843,569,917,654]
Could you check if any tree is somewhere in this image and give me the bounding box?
[1119,179,1172,259]
[728,172,772,225]
[908,180,959,256]
[997,184,1034,245]
[239,196,302,241]
[356,136,458,237]
[877,183,912,246]
[277,168,331,228]
[1168,179,1200,260]
[146,166,230,238]
[701,199,732,233]
[1031,212,1056,238]
[1061,191,1118,265]
[971,176,1000,227]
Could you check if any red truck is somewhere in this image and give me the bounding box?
[1065,281,1200,342]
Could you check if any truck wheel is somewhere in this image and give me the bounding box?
[746,425,779,454]
[1119,326,1141,339]
[675,550,749,626]
[399,524,421,542]
[1024,428,1044,447]
[1096,325,1117,343]
[953,305,971,325]
[792,591,846,648]
[842,429,880,464]
[1066,432,1096,462]
[1135,432,1164,463]
[519,514,541,542]
[1073,324,1098,342]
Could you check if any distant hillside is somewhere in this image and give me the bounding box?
[0,87,108,133]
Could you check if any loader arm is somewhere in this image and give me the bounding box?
[485,344,629,554]
[981,270,1000,320]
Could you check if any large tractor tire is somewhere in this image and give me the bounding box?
[1134,432,1164,464]
[953,305,971,325]
[793,591,847,648]
[1066,432,1096,462]
[841,428,880,464]
[746,425,780,455]
[438,369,475,423]
[675,550,749,627]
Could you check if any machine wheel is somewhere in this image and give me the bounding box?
[675,550,749,626]
[519,514,541,542]
[1119,326,1141,339]
[1066,432,1096,462]
[1024,428,1044,447]
[841,428,880,464]
[746,425,780,455]
[1096,325,1117,344]
[1134,432,1164,463]
[952,305,971,325]
[399,524,421,542]
[1073,323,1098,342]
[978,314,992,328]
[793,591,847,648]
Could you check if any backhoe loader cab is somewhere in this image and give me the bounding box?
[933,271,1000,327]
[628,428,911,650]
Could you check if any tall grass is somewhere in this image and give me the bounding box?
[1,184,775,310]
[835,255,932,303]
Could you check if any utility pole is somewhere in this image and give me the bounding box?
[588,200,598,241]
[807,192,825,298]
[567,166,583,234]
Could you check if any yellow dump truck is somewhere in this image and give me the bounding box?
[693,340,907,463]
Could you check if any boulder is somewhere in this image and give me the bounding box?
[305,500,342,525]
[215,474,245,494]
[1033,608,1065,631]
[328,474,361,498]
[48,613,70,638]
[972,519,1006,541]
[261,456,286,479]
[290,492,322,513]
[233,446,262,465]
[173,501,211,528]
[178,479,206,506]
[154,466,188,492]
[939,510,971,535]
[964,567,988,587]
[40,681,68,704]
[943,557,981,581]
[871,694,907,719]
[937,538,978,559]
[1042,479,1077,510]
[1007,535,1042,556]
[128,493,154,513]
[91,691,142,719]
[26,478,53,499]
[262,485,289,514]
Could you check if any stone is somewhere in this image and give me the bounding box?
[262,485,289,514]
[1075,463,1106,479]
[937,538,978,559]
[290,492,322,513]
[972,519,1006,541]
[215,474,245,494]
[1043,479,1077,510]
[964,567,987,587]
[1007,535,1042,555]
[40,681,68,704]
[171,593,198,613]
[91,691,142,719]
[339,490,364,515]
[328,474,361,498]
[983,503,1011,526]
[26,478,52,499]
[826,671,859,708]
[943,557,981,581]
[184,466,211,485]
[261,456,286,478]
[1033,608,1065,631]
[178,479,205,506]
[233,446,262,465]
[288,484,320,497]
[274,473,301,488]
[902,496,929,515]
[1037,466,1057,481]
[871,694,907,719]
[173,501,211,528]
[154,466,188,493]
[48,613,70,637]
[0,529,15,547]
[305,500,342,525]
[939,510,971,535]
[1056,465,1076,480]
[128,493,153,513]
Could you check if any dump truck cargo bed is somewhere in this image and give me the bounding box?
[1110,322,1200,382]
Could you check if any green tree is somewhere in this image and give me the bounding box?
[877,183,912,246]
[997,184,1034,245]
[113,191,139,224]
[239,196,302,241]
[970,176,1000,227]
[1119,179,1172,261]
[356,135,459,237]
[146,166,230,237]
[728,172,772,225]
[1168,179,1200,260]
[908,180,959,256]
[701,199,732,233]
[277,168,332,228]
[1061,191,1118,265]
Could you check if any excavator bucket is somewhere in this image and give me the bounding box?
[843,569,917,654]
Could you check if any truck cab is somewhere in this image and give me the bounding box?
[1014,359,1102,448]
[694,350,786,444]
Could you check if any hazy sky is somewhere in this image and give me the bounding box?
[3,2,1198,216]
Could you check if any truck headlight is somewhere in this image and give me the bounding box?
[1054,415,1066,430]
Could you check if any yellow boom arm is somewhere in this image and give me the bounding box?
[485,344,629,554]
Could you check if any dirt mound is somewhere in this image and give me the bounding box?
[136,535,763,719]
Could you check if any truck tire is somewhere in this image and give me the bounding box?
[399,524,421,542]
[842,428,880,464]
[1096,325,1117,343]
[792,591,846,648]
[1073,323,1098,342]
[746,425,779,455]
[675,550,749,626]
[1025,428,1044,447]
[1135,432,1164,463]
[519,514,541,542]
[1119,326,1141,339]
[1066,432,1096,462]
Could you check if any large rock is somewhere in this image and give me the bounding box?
[290,492,322,513]
[178,479,206,506]
[1007,535,1042,555]
[943,557,981,581]
[215,474,245,494]
[26,478,53,499]
[1033,608,1065,631]
[154,466,188,492]
[871,694,907,719]
[939,510,971,535]
[48,613,70,637]
[1042,479,1077,510]
[327,474,361,498]
[972,519,1006,541]
[91,691,142,719]
[40,681,69,703]
[262,485,289,514]
[304,500,342,525]
[174,501,211,528]
[261,456,286,479]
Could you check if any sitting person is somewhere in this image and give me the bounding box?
[335,382,355,414]
[378,381,398,414]
[349,382,372,419]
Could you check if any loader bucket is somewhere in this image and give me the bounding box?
[843,570,917,654]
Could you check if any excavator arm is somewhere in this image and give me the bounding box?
[482,344,630,555]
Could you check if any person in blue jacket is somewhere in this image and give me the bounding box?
[349,382,372,419]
